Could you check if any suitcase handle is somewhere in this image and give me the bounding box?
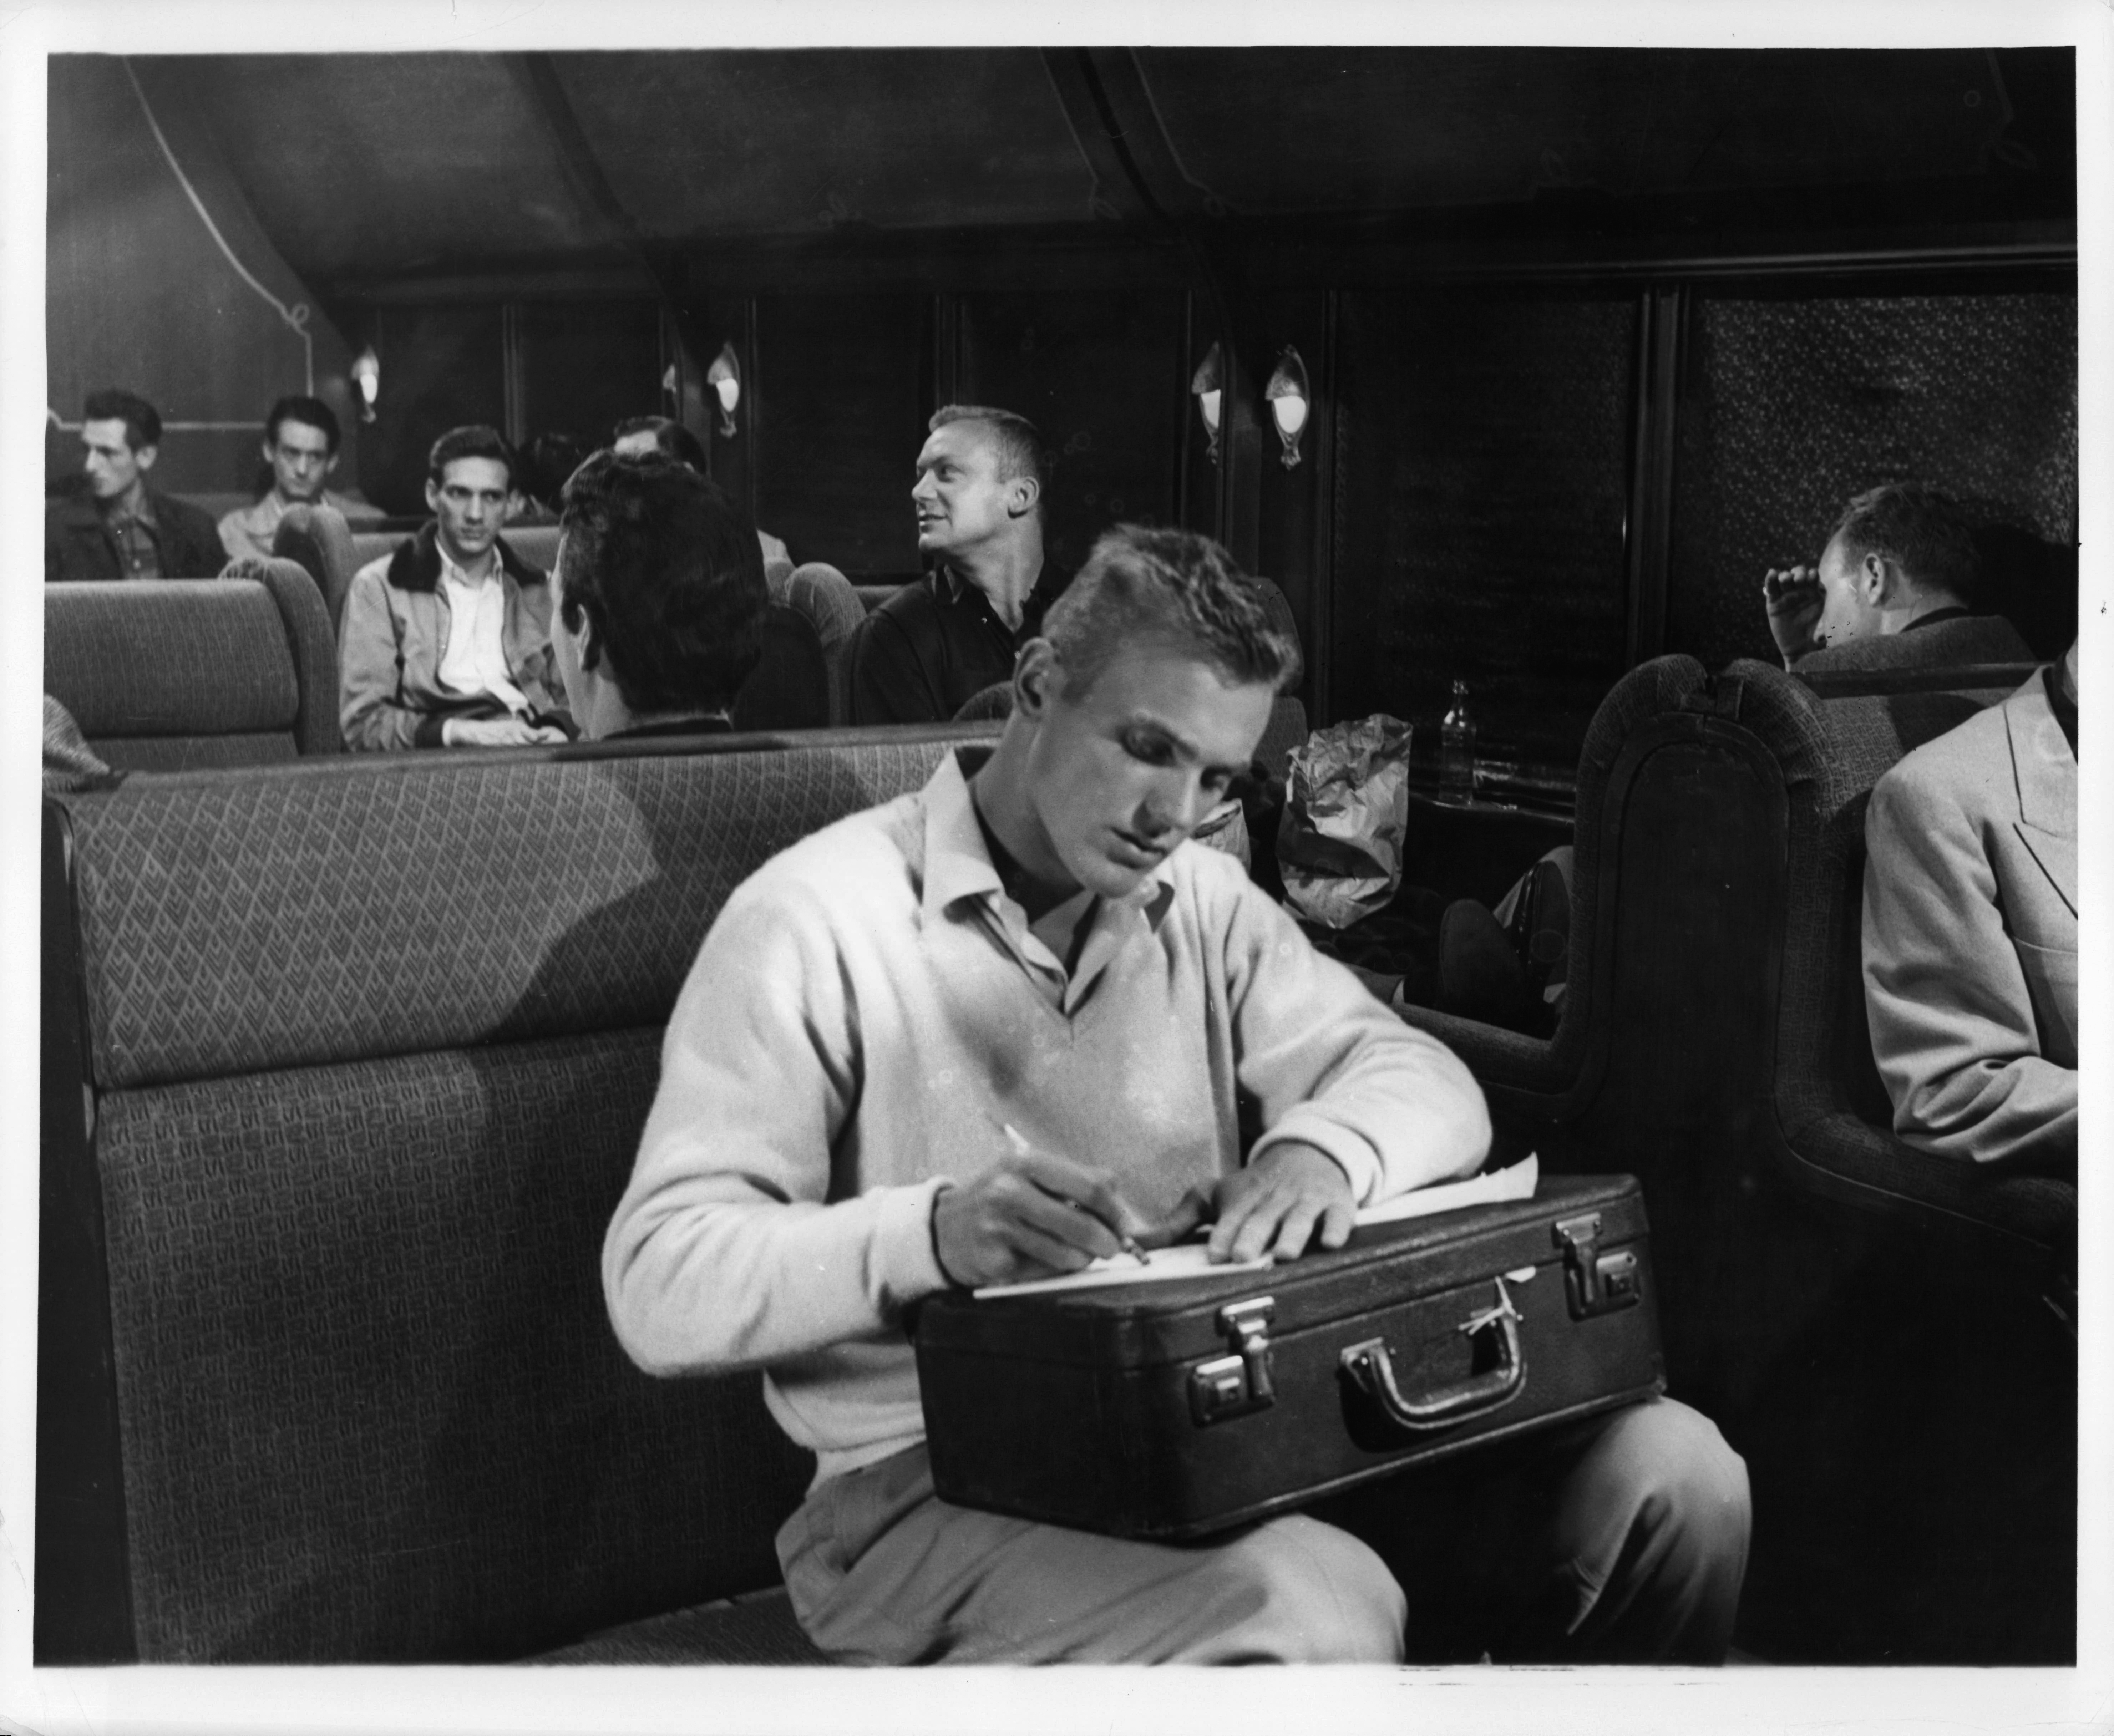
[1338,1278,1526,1433]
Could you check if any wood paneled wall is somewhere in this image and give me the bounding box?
[332,267,2075,770]
[46,57,359,499]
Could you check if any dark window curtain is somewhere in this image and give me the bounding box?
[753,294,930,580]
[1668,291,2078,668]
[957,291,1187,580]
[1331,290,1636,770]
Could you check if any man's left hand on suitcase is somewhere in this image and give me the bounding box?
[1204,1142,1356,1265]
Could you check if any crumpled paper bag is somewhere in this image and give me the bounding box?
[1276,715,1414,928]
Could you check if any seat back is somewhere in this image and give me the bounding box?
[1732,657,2069,1260]
[730,603,831,731]
[271,501,361,636]
[44,566,342,767]
[37,725,999,1663]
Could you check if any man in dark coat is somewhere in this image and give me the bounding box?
[847,405,1069,725]
[45,389,226,583]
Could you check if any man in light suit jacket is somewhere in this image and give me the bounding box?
[1861,640,2077,1167]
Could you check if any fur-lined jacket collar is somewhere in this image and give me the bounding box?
[385,521,544,593]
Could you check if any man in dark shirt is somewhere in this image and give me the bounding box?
[549,448,770,741]
[45,389,226,583]
[848,405,1069,725]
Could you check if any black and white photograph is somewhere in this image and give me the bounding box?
[3,3,2106,1732]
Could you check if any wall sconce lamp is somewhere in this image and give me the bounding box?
[1190,342,1223,467]
[350,345,380,424]
[706,342,742,438]
[1265,346,1310,469]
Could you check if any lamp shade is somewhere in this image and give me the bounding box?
[1264,347,1310,469]
[705,342,741,436]
[1190,342,1224,465]
[350,346,380,422]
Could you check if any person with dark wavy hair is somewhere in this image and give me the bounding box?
[339,425,571,750]
[1759,481,2031,672]
[217,394,376,561]
[45,388,226,582]
[551,448,770,740]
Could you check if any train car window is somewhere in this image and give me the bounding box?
[1669,289,2080,669]
[1330,290,1637,771]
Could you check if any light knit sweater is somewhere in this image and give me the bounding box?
[603,749,1492,1486]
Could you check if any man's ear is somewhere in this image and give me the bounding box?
[1006,474,1041,521]
[1859,552,1892,605]
[424,477,441,516]
[323,450,341,479]
[134,443,159,475]
[1012,638,1061,718]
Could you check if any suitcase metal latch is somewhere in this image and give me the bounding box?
[1554,1213,1641,1320]
[1188,1296,1277,1426]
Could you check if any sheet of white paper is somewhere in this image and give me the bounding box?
[973,1243,1275,1299]
[1352,1152,1539,1227]
[970,1156,1539,1299]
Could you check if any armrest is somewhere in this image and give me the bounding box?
[1391,1001,1574,1107]
[1775,1104,2075,1271]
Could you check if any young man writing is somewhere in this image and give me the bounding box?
[605,524,1749,1664]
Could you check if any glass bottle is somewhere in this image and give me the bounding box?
[1441,680,1477,800]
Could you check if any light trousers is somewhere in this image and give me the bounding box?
[777,1395,1750,1665]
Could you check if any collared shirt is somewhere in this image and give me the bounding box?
[603,746,1491,1484]
[848,562,1070,725]
[103,489,163,579]
[934,766,1171,1018]
[437,552,531,715]
[216,488,370,563]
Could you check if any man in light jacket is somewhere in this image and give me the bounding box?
[339,425,570,751]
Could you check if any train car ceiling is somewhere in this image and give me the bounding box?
[85,47,2075,300]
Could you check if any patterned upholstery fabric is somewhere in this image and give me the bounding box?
[728,603,831,732]
[91,732,301,774]
[1722,658,2071,1255]
[1395,654,1710,1096]
[69,734,974,1091]
[44,565,341,762]
[271,501,360,637]
[506,525,560,573]
[223,556,345,755]
[536,1586,828,1665]
[96,1031,813,1661]
[46,578,300,737]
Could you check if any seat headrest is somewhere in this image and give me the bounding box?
[63,731,993,1090]
[46,579,300,737]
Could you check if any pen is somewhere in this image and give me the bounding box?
[995,1120,1151,1266]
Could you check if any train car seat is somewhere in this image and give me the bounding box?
[44,563,343,768]
[37,724,1000,1664]
[271,501,361,635]
[1712,654,2073,1665]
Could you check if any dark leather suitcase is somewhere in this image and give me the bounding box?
[914,1174,1663,1540]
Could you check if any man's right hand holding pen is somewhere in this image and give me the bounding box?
[930,1142,1183,1290]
